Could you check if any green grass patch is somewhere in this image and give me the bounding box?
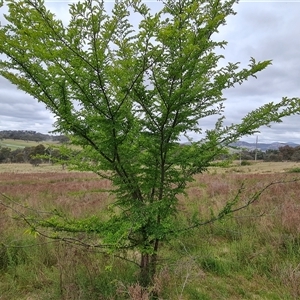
[287,167,300,173]
[0,138,60,150]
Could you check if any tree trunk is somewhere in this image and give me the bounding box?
[140,253,151,287]
[139,240,159,287]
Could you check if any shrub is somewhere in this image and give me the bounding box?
[287,167,300,173]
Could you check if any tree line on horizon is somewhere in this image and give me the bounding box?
[0,144,69,166]
[237,145,300,162]
[0,130,69,143]
[1,143,300,165]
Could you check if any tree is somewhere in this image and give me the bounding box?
[23,146,33,163]
[0,146,11,163]
[1,0,300,287]
[10,148,25,163]
[28,144,46,166]
[291,146,300,162]
[279,145,295,161]
[45,146,70,168]
[264,152,283,162]
[240,150,254,160]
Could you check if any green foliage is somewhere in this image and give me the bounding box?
[0,146,11,163]
[287,167,300,173]
[1,0,300,286]
[241,160,252,166]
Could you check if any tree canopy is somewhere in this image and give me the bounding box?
[1,0,299,286]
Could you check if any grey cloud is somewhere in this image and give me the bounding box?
[215,2,300,144]
[0,77,55,133]
[256,115,300,143]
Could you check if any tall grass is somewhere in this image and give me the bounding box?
[0,166,299,299]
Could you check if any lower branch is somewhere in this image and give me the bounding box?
[175,177,300,233]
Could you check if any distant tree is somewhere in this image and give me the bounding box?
[34,144,46,156]
[29,157,40,166]
[1,0,300,287]
[10,148,24,163]
[255,150,265,160]
[291,146,300,162]
[14,152,25,163]
[245,149,264,160]
[0,147,11,163]
[279,145,295,161]
[23,146,33,163]
[52,135,70,144]
[29,144,46,166]
[45,146,69,167]
[264,150,283,162]
[240,150,254,160]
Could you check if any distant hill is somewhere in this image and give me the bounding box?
[229,141,299,151]
[0,130,69,143]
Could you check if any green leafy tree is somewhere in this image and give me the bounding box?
[45,146,71,169]
[1,0,300,286]
[279,145,295,161]
[0,146,11,163]
[29,144,46,166]
[22,146,33,163]
[291,146,300,162]
[11,148,24,163]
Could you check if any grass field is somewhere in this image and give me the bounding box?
[210,160,300,174]
[0,163,68,173]
[1,160,299,174]
[0,138,60,150]
[0,162,300,299]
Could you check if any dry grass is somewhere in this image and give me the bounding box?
[0,163,68,173]
[1,160,299,174]
[209,160,300,174]
[1,162,300,299]
[0,171,111,219]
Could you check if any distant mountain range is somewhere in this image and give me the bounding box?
[229,141,299,151]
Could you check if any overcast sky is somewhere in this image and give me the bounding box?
[0,0,299,143]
